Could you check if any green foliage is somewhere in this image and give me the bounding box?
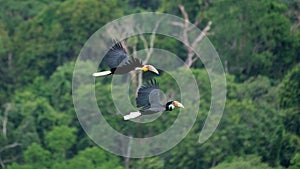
[0,22,13,102]
[134,157,164,169]
[51,147,124,169]
[0,0,299,169]
[289,153,300,169]
[211,155,283,169]
[48,61,74,114]
[23,143,51,169]
[12,0,126,85]
[279,65,300,108]
[207,0,299,79]
[0,0,50,35]
[45,125,77,157]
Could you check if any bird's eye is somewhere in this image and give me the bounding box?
[168,104,175,110]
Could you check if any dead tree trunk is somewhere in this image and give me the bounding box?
[136,19,162,91]
[171,4,212,68]
[2,103,12,139]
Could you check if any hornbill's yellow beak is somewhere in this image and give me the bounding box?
[173,101,184,108]
[135,65,159,75]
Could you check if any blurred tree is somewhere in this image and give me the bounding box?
[127,0,161,11]
[278,65,300,167]
[0,1,298,169]
[48,61,74,115]
[0,22,13,103]
[45,125,77,158]
[13,0,126,85]
[133,157,164,169]
[51,146,124,169]
[23,143,51,169]
[0,0,51,35]
[207,0,299,80]
[279,65,300,110]
[159,0,209,24]
[210,155,283,169]
[289,153,300,169]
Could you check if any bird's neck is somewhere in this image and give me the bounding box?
[165,104,174,111]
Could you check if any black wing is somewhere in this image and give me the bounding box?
[136,79,162,112]
[103,42,128,68]
[113,58,143,74]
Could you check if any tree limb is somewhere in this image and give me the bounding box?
[173,4,212,68]
[144,18,162,64]
[135,19,162,90]
[0,142,21,153]
[0,157,4,169]
[178,4,190,24]
[191,21,212,49]
[2,103,12,139]
[170,21,184,28]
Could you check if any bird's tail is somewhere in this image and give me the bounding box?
[123,111,141,120]
[92,70,111,77]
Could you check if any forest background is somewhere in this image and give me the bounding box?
[0,0,299,169]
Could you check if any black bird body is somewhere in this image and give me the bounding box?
[136,80,165,114]
[123,80,184,120]
[93,42,158,77]
[110,58,143,74]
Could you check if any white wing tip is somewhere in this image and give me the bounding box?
[123,111,141,120]
[92,71,111,77]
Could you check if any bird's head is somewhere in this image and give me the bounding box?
[166,101,184,111]
[135,65,159,75]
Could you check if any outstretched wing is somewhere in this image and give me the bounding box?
[103,42,128,68]
[113,58,143,74]
[136,79,162,112]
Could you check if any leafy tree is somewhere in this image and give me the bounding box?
[278,65,300,166]
[134,157,164,169]
[13,80,70,138]
[51,147,124,169]
[7,163,33,169]
[48,61,74,114]
[289,153,300,169]
[207,0,298,79]
[279,65,300,110]
[0,0,51,35]
[13,0,126,85]
[0,22,13,103]
[45,125,77,158]
[211,155,283,169]
[23,143,51,169]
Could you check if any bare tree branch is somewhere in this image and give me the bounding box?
[144,18,162,64]
[0,154,19,169]
[126,37,139,97]
[135,19,162,90]
[192,0,209,28]
[170,21,185,27]
[0,157,4,169]
[0,142,21,153]
[178,4,190,24]
[191,21,212,49]
[173,4,212,68]
[2,103,12,139]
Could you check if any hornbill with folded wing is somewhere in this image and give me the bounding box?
[93,42,159,77]
[124,79,184,120]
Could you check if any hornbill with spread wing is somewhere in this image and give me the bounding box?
[124,79,184,120]
[93,42,159,77]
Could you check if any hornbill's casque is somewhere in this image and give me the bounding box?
[93,42,159,77]
[124,79,184,120]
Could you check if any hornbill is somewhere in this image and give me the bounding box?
[93,42,159,77]
[123,79,184,120]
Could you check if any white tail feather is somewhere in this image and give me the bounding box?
[123,111,141,120]
[92,71,111,77]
